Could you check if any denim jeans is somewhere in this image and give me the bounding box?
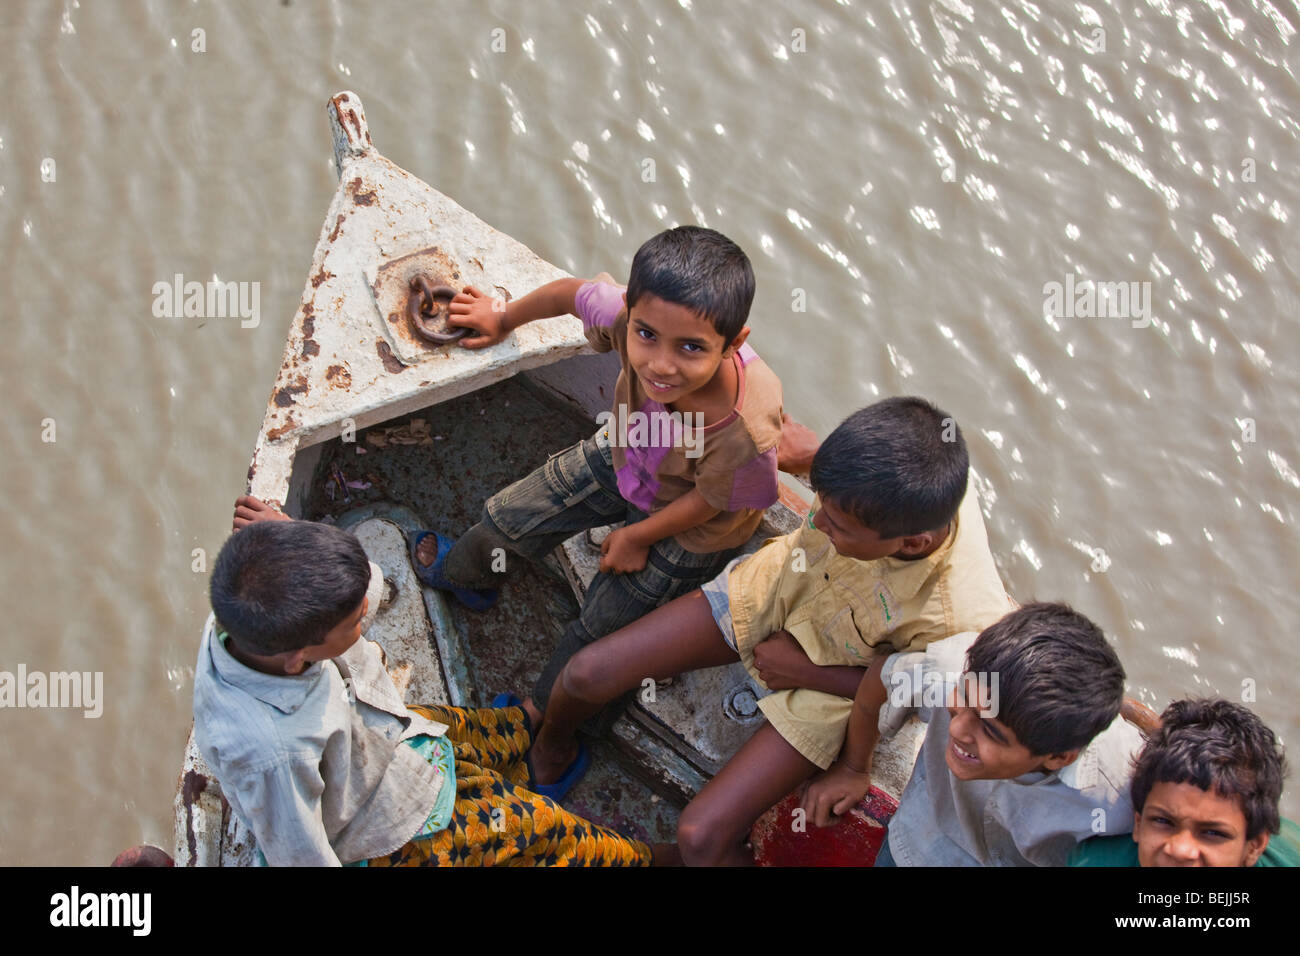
[444,428,741,710]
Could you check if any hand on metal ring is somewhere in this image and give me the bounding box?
[407,275,470,345]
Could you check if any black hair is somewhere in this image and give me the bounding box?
[965,602,1125,756]
[625,226,755,344]
[209,521,371,656]
[1130,699,1286,839]
[809,397,969,538]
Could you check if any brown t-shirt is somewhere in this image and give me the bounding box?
[576,280,783,553]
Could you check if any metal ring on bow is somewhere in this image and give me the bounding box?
[407,276,470,345]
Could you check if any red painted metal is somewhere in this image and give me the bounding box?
[751,787,898,867]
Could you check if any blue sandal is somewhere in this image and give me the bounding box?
[408,530,499,612]
[533,743,590,804]
[492,692,590,803]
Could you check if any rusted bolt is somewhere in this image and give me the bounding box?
[723,683,763,723]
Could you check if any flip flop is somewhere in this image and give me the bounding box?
[492,692,590,803]
[407,530,498,612]
[533,742,590,804]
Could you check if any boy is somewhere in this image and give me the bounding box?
[863,602,1145,866]
[1069,698,1298,867]
[415,226,785,747]
[527,398,1012,864]
[192,520,658,866]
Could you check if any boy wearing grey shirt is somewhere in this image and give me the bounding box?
[803,602,1143,866]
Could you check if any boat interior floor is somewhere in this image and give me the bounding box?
[302,374,682,844]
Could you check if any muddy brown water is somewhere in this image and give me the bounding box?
[1,2,1296,864]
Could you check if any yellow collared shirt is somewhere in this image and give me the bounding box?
[726,489,1013,767]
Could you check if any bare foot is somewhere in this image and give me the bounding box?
[529,730,580,787]
[233,495,292,531]
[414,533,438,567]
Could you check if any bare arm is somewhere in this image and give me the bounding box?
[1121,697,1162,737]
[447,277,589,349]
[776,413,819,476]
[800,655,889,827]
[838,655,889,773]
[600,488,721,574]
[752,631,866,697]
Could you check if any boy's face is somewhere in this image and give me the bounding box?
[1133,781,1269,867]
[624,292,746,407]
[296,597,367,667]
[945,690,1078,782]
[811,498,906,561]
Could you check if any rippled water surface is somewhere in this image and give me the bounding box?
[1,0,1297,864]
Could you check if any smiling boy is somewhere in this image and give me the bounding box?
[1069,698,1299,867]
[407,227,784,791]
[868,602,1145,866]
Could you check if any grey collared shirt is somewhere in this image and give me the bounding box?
[192,610,449,866]
[879,631,1143,866]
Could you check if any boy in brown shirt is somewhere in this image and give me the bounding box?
[412,227,785,796]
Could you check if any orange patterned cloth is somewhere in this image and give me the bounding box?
[367,704,652,867]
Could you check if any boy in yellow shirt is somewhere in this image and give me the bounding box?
[526,397,1011,863]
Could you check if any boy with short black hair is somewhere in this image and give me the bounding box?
[412,226,786,769]
[867,602,1145,866]
[193,520,657,867]
[1070,698,1299,867]
[807,394,970,538]
[526,398,1012,864]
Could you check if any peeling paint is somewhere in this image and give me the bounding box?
[273,381,309,407]
[376,340,406,373]
[181,769,208,862]
[329,93,374,154]
[348,176,378,206]
[266,419,297,441]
